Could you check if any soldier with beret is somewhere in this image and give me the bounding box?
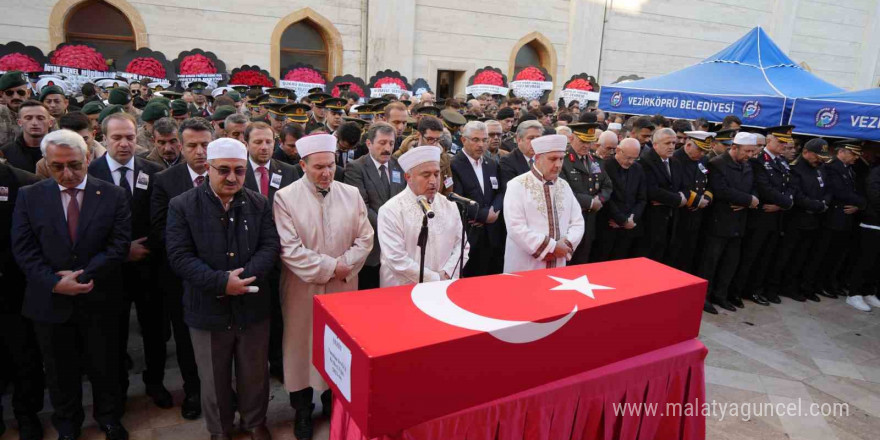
[170,99,189,123]
[108,87,143,122]
[0,71,32,145]
[38,84,70,121]
[137,101,172,155]
[210,105,238,139]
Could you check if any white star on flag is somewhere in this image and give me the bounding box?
[548,275,613,299]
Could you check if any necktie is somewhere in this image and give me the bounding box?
[257,166,269,197]
[379,164,391,198]
[118,166,132,194]
[529,157,535,168]
[194,175,205,187]
[318,188,329,198]
[65,188,80,242]
[663,159,671,178]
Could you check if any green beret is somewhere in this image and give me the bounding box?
[81,100,105,115]
[171,99,189,117]
[108,87,131,105]
[39,85,66,101]
[0,71,28,91]
[98,104,124,124]
[211,105,237,122]
[226,90,242,102]
[142,102,171,123]
[151,97,171,107]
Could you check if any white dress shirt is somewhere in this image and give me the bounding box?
[106,155,135,193]
[59,176,88,221]
[250,157,270,187]
[187,165,208,187]
[467,153,485,194]
[369,154,390,184]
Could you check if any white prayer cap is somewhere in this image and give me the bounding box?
[207,138,248,161]
[733,132,758,146]
[607,122,622,130]
[212,86,233,98]
[296,133,337,158]
[399,146,442,172]
[531,134,568,155]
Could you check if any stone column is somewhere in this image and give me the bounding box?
[564,0,607,80]
[367,0,416,79]
[856,0,880,89]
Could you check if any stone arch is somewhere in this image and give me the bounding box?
[508,31,558,82]
[271,8,343,81]
[49,0,148,49]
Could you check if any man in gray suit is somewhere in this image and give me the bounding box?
[344,122,406,289]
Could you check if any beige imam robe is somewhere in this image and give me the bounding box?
[377,186,469,287]
[503,169,585,273]
[274,178,374,392]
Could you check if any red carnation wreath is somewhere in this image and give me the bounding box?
[373,77,407,90]
[283,67,325,84]
[0,53,41,72]
[50,44,107,71]
[229,70,273,87]
[473,70,504,86]
[331,82,365,98]
[179,54,217,75]
[514,66,546,82]
[125,57,166,78]
[565,78,594,91]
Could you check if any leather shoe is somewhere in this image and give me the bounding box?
[729,296,745,308]
[182,393,202,420]
[818,289,838,299]
[17,415,43,440]
[804,292,821,302]
[101,424,129,440]
[711,298,737,312]
[746,294,770,306]
[247,425,272,440]
[293,404,315,440]
[321,390,332,418]
[145,383,174,409]
[703,300,718,314]
[764,292,782,304]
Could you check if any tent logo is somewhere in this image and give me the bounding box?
[609,92,622,107]
[742,101,761,119]
[815,107,839,129]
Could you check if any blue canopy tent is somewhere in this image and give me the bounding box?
[789,88,880,141]
[598,27,843,128]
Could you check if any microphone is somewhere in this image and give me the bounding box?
[417,195,435,219]
[447,192,478,207]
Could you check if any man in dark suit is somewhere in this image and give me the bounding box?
[558,123,612,264]
[697,133,760,314]
[0,160,44,440]
[149,117,213,420]
[12,129,132,440]
[810,140,866,297]
[88,112,170,408]
[344,122,406,289]
[241,121,300,381]
[668,131,714,274]
[594,139,646,261]
[452,121,505,276]
[638,127,686,263]
[766,139,831,302]
[498,120,543,187]
[729,126,796,307]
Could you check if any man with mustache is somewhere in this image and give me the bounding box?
[142,117,185,169]
[273,133,373,439]
[344,122,407,290]
[1,100,55,173]
[0,71,31,145]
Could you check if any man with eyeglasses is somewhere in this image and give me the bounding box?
[12,129,132,440]
[166,137,280,440]
[0,71,31,145]
[150,117,214,422]
[483,120,508,161]
[1,100,55,173]
[452,121,505,276]
[393,116,454,196]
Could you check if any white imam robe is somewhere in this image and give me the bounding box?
[377,187,469,287]
[503,170,585,273]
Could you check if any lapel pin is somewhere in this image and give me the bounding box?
[96,190,101,195]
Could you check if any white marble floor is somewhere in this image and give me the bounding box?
[2,294,878,439]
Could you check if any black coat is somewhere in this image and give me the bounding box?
[243,158,301,205]
[861,165,880,227]
[344,154,407,266]
[705,153,755,238]
[451,152,505,248]
[599,158,647,230]
[12,177,131,323]
[165,182,280,331]
[787,159,831,231]
[0,134,41,173]
[498,148,531,188]
[0,162,40,313]
[639,148,684,240]
[89,155,164,243]
[823,158,866,231]
[747,149,795,231]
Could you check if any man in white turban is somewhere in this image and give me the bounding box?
[272,133,374,439]
[377,146,469,287]
[503,134,585,272]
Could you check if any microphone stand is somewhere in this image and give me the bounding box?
[417,213,428,283]
[456,203,468,278]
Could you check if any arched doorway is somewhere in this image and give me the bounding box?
[50,0,148,59]
[508,32,557,80]
[271,8,343,81]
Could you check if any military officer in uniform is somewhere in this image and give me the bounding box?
[441,109,467,154]
[560,123,612,264]
[305,92,331,133]
[668,131,714,274]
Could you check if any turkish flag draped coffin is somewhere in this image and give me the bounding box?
[313,258,706,437]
